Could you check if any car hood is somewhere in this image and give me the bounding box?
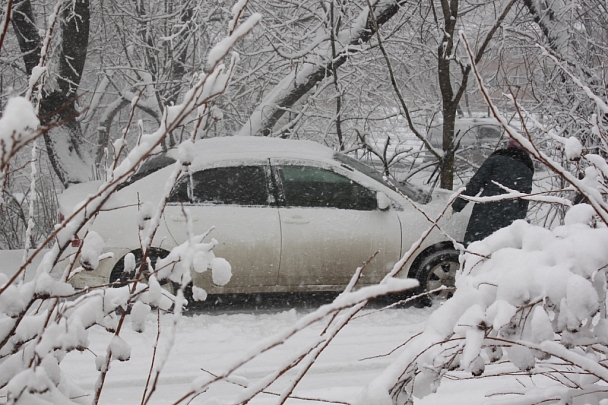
[426,187,464,212]
[400,185,469,217]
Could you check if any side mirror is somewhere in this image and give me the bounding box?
[376,192,390,211]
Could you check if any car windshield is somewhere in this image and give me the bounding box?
[333,153,430,204]
[118,154,177,189]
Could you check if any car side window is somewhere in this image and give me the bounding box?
[479,126,501,141]
[169,166,270,206]
[278,165,377,210]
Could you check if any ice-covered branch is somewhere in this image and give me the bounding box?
[358,31,608,405]
[460,32,608,226]
[0,5,259,404]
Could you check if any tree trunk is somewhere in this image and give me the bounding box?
[330,0,344,150]
[436,0,516,189]
[521,0,570,56]
[11,0,41,74]
[237,0,407,137]
[12,0,92,187]
[437,0,459,190]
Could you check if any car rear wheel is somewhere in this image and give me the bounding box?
[414,249,460,305]
[110,248,177,295]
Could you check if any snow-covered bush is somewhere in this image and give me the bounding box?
[356,35,608,405]
[0,3,260,403]
[0,169,59,250]
[360,215,608,405]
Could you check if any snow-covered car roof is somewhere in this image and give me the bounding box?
[168,136,336,166]
[61,137,340,212]
[430,117,502,129]
[119,136,338,189]
[60,136,433,215]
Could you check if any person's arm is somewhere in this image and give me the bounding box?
[452,155,495,212]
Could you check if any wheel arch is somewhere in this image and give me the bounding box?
[109,247,172,283]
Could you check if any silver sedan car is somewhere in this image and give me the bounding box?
[56,136,468,301]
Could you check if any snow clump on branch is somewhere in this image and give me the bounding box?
[361,208,608,405]
[0,2,260,402]
[0,97,39,174]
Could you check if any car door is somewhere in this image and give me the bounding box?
[272,160,402,288]
[163,162,281,288]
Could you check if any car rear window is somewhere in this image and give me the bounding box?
[119,154,177,189]
[169,166,271,206]
[479,126,502,140]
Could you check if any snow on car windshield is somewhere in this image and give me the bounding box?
[333,153,430,204]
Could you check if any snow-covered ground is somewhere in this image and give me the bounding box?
[1,249,499,405]
[2,200,606,405]
[62,302,502,405]
[68,305,429,404]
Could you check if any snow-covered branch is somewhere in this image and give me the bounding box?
[358,32,608,405]
[0,5,259,403]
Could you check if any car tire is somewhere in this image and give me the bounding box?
[110,248,179,296]
[414,249,460,306]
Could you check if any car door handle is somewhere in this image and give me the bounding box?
[283,215,310,224]
[170,215,199,222]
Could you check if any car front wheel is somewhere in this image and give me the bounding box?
[414,249,460,304]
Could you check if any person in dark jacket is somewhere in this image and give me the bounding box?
[450,138,534,246]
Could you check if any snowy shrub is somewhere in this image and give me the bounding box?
[361,218,608,405]
[0,171,59,250]
[0,4,260,403]
[357,35,608,405]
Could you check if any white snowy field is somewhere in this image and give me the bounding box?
[68,305,430,404]
[64,302,503,405]
[0,250,506,405]
[6,205,606,405]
